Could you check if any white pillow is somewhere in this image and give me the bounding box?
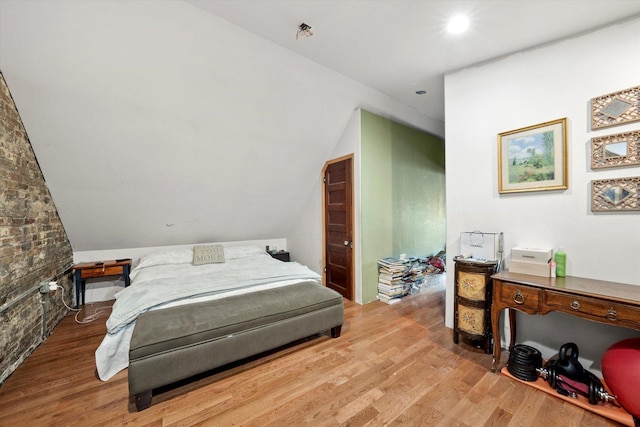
[223,245,266,260]
[133,248,193,270]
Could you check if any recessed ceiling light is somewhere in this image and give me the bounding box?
[447,15,469,34]
[416,90,427,95]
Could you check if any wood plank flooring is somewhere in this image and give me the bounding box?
[0,278,623,426]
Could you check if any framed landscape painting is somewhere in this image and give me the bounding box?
[498,118,568,194]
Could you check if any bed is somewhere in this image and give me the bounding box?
[94,245,344,409]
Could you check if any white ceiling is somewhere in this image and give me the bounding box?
[187,0,640,122]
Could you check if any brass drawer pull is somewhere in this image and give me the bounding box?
[513,290,525,305]
[607,308,618,321]
[570,300,580,310]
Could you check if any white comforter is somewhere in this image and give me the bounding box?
[95,246,321,380]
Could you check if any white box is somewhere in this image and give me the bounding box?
[511,247,553,263]
[509,259,551,277]
[460,231,500,261]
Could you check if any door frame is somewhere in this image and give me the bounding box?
[321,153,355,298]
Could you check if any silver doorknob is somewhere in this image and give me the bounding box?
[344,240,349,246]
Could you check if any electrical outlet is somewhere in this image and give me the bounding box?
[38,281,58,293]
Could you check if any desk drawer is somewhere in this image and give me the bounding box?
[545,290,640,329]
[499,282,541,312]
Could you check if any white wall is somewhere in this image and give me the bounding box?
[445,17,640,372]
[287,109,364,301]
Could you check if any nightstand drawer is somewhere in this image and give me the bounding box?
[457,271,488,301]
[81,265,125,278]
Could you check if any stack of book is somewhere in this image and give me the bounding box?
[377,257,409,304]
[406,258,425,290]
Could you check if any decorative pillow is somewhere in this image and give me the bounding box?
[192,244,225,265]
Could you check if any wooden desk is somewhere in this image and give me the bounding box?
[72,259,131,307]
[491,271,640,372]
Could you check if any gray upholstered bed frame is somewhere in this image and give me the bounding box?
[128,281,344,411]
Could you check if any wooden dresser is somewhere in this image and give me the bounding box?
[491,271,640,372]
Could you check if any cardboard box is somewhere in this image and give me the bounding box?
[509,259,551,277]
[511,247,553,264]
[460,231,500,261]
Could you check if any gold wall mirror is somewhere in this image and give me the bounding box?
[591,176,640,212]
[591,86,640,129]
[591,130,640,169]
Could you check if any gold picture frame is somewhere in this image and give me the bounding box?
[591,130,640,169]
[591,176,640,212]
[498,118,568,194]
[591,86,640,130]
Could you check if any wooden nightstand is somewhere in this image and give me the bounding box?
[268,250,290,262]
[72,259,132,307]
[453,258,497,354]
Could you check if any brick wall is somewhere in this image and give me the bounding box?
[0,72,74,383]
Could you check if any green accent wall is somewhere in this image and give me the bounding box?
[360,110,446,303]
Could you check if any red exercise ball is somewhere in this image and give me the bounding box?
[601,337,640,419]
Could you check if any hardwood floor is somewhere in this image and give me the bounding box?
[0,278,623,426]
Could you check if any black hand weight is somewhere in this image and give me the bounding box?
[556,342,584,379]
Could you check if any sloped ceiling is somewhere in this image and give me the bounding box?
[1,0,639,252]
[0,0,433,251]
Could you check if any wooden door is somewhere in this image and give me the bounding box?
[323,156,353,300]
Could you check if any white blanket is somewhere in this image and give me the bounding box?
[95,247,321,380]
